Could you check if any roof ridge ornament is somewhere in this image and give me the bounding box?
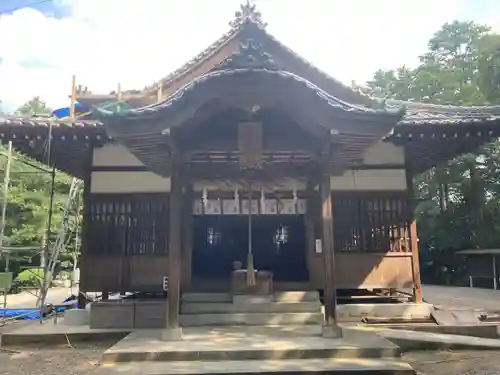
[230,0,267,29]
[218,39,277,70]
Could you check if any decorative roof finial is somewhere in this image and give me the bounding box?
[230,0,267,29]
[217,39,277,70]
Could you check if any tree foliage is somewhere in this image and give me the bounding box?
[0,97,78,277]
[360,21,500,286]
[15,96,51,116]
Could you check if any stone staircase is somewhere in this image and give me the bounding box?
[96,325,415,374]
[93,291,416,374]
[180,291,324,327]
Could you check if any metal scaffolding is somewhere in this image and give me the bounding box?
[0,137,82,324]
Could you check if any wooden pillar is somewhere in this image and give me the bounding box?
[493,255,497,290]
[77,145,93,309]
[406,167,422,304]
[305,180,316,285]
[320,172,341,337]
[182,184,193,286]
[165,164,182,336]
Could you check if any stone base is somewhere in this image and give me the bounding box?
[160,328,183,341]
[322,324,343,339]
[233,294,272,306]
[231,270,273,295]
[63,309,89,326]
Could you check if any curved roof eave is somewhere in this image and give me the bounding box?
[93,67,406,132]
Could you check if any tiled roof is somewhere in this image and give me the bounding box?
[398,102,500,125]
[95,67,404,122]
[0,116,103,128]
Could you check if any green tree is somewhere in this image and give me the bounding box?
[15,96,51,116]
[477,34,500,104]
[361,21,500,285]
[0,98,77,278]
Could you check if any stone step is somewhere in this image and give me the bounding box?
[181,293,232,303]
[96,358,415,374]
[180,312,324,326]
[181,291,320,304]
[273,291,320,302]
[181,301,322,314]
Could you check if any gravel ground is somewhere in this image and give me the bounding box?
[405,350,500,375]
[0,342,113,375]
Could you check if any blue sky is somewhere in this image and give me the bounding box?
[0,0,498,113]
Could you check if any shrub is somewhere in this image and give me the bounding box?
[13,268,51,290]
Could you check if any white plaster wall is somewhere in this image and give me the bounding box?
[361,141,404,165]
[92,144,144,167]
[331,169,407,191]
[91,142,406,193]
[93,141,404,168]
[90,171,170,193]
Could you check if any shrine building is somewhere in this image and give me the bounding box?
[2,2,500,331]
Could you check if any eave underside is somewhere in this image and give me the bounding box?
[2,102,500,178]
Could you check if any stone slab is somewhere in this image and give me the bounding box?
[0,318,129,346]
[181,301,321,314]
[90,301,135,329]
[95,357,416,375]
[233,294,273,305]
[372,323,500,339]
[432,309,480,326]
[179,312,324,326]
[101,326,401,363]
[62,309,89,326]
[135,300,167,329]
[160,328,183,341]
[337,303,433,322]
[355,326,500,351]
[181,293,232,303]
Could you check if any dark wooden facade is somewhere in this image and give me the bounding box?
[1,2,500,328]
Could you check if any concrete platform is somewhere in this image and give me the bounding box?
[0,318,129,346]
[372,323,500,339]
[420,285,500,312]
[95,357,416,374]
[337,303,433,322]
[181,301,321,314]
[180,312,324,326]
[101,325,401,363]
[355,326,500,351]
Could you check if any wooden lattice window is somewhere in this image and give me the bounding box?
[332,192,411,253]
[86,193,169,255]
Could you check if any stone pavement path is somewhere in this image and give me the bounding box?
[416,285,500,312]
[1,287,75,309]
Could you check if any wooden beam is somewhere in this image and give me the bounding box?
[157,82,163,103]
[77,144,93,309]
[183,162,321,180]
[70,75,76,118]
[305,179,317,285]
[167,162,182,329]
[179,137,319,154]
[117,83,122,101]
[182,183,193,286]
[406,166,422,303]
[320,172,340,334]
